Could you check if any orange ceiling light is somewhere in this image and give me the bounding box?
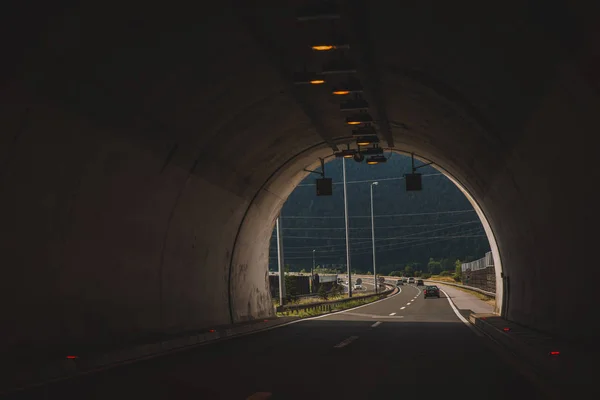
[294,71,325,85]
[312,45,335,51]
[345,112,373,125]
[367,155,387,165]
[334,149,357,158]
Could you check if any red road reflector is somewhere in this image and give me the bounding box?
[66,355,78,359]
[209,329,216,333]
[263,319,269,322]
[549,351,560,356]
[503,327,511,332]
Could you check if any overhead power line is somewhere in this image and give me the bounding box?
[280,221,480,230]
[271,226,485,252]
[296,173,443,187]
[281,210,475,219]
[272,221,480,245]
[270,230,486,259]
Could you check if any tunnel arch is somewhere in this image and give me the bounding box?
[1,0,598,363]
[231,142,504,322]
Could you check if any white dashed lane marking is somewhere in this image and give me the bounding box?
[371,321,382,328]
[334,336,359,348]
[389,312,396,316]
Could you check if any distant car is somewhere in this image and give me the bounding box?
[354,284,363,290]
[402,277,407,282]
[407,277,415,284]
[424,285,440,298]
[396,279,404,286]
[416,279,424,286]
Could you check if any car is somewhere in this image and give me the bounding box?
[396,279,404,286]
[354,284,363,290]
[407,277,415,284]
[424,285,440,298]
[416,279,424,286]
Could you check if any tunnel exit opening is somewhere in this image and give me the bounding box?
[230,144,503,324]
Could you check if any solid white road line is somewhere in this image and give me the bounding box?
[389,312,396,316]
[334,336,359,348]
[400,306,406,310]
[438,287,483,337]
[371,321,382,328]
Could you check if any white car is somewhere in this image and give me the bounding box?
[407,277,415,284]
[354,284,363,290]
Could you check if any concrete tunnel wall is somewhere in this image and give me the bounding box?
[0,1,598,358]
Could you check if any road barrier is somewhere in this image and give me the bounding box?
[276,284,397,314]
[425,280,495,298]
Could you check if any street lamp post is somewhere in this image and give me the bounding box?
[276,215,286,305]
[343,157,352,297]
[312,249,316,293]
[371,181,379,293]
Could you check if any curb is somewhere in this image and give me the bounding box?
[2,317,297,395]
[468,314,562,376]
[4,284,399,395]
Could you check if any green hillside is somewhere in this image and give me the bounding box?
[269,153,490,275]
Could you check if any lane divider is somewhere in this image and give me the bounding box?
[389,312,396,316]
[371,322,382,328]
[400,306,406,310]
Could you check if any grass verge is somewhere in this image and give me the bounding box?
[429,275,459,283]
[449,285,496,307]
[276,295,381,318]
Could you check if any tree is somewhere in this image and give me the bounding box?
[331,283,344,297]
[403,265,414,276]
[427,258,441,275]
[284,266,298,302]
[366,271,372,275]
[390,271,402,277]
[453,259,462,282]
[318,284,328,300]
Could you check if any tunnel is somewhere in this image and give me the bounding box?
[1,0,598,379]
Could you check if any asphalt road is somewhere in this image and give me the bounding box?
[7,285,548,399]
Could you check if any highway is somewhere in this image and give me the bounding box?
[7,285,546,399]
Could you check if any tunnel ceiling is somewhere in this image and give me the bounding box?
[3,0,595,197]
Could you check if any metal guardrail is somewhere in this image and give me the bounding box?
[276,284,397,314]
[425,280,496,298]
